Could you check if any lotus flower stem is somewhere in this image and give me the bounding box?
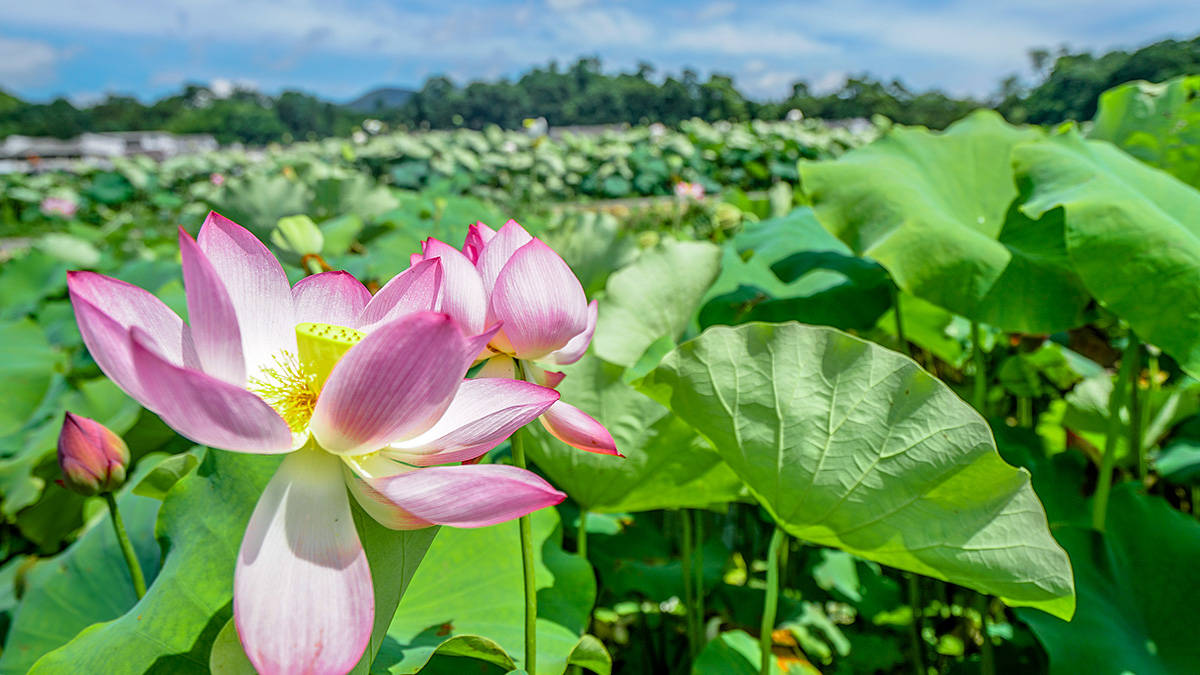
[510,425,538,674]
[103,492,146,599]
[905,574,926,675]
[892,286,910,358]
[693,511,705,651]
[1017,396,1033,428]
[681,509,697,660]
[970,321,986,412]
[577,508,588,559]
[1143,349,1160,479]
[1128,338,1143,480]
[969,324,998,675]
[977,594,995,675]
[759,525,785,675]
[303,256,327,276]
[1094,336,1139,531]
[571,508,592,675]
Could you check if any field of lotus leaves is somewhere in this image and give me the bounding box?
[1,75,1199,675]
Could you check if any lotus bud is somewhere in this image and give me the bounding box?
[57,412,130,496]
[272,215,328,273]
[272,215,324,259]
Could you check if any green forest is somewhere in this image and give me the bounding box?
[2,34,1198,144]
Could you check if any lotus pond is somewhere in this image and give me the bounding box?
[2,76,1200,675]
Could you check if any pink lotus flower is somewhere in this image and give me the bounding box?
[210,172,225,186]
[68,211,565,675]
[41,196,77,218]
[411,219,619,456]
[673,181,704,200]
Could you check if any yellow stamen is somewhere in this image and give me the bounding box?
[249,323,365,435]
[249,352,318,433]
[296,322,365,391]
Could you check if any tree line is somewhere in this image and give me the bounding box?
[2,34,1197,144]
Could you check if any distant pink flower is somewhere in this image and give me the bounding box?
[411,220,620,456]
[57,412,129,495]
[40,196,77,218]
[68,212,564,675]
[674,181,704,200]
[210,172,225,186]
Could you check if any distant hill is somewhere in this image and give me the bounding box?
[345,87,415,113]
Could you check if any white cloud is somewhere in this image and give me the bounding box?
[2,0,1196,99]
[696,1,736,21]
[811,70,846,94]
[2,1,429,57]
[0,36,59,88]
[549,7,654,46]
[670,23,832,55]
[209,76,257,97]
[741,69,797,97]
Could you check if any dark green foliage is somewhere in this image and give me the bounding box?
[1014,35,1200,124]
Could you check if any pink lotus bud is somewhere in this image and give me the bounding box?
[57,412,130,495]
[462,221,496,263]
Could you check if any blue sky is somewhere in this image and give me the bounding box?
[1,0,1197,104]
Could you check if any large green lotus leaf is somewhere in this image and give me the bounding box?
[875,292,973,368]
[1017,485,1200,674]
[1088,75,1200,188]
[801,110,1090,332]
[699,208,892,331]
[593,239,722,367]
[0,250,67,321]
[0,319,66,438]
[524,353,743,513]
[372,507,602,675]
[1014,129,1200,377]
[538,211,636,296]
[212,173,311,236]
[0,468,161,674]
[312,174,400,221]
[23,450,271,673]
[693,630,785,675]
[639,322,1075,619]
[28,450,436,673]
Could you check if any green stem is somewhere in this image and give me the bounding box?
[577,508,588,560]
[103,492,146,599]
[577,507,591,653]
[681,509,698,661]
[892,286,910,358]
[968,323,996,675]
[1093,337,1139,532]
[694,511,706,650]
[1143,350,1160,457]
[971,321,986,413]
[977,594,994,675]
[759,526,785,675]
[304,257,325,276]
[1018,395,1033,428]
[511,428,538,674]
[906,574,926,675]
[1128,339,1143,481]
